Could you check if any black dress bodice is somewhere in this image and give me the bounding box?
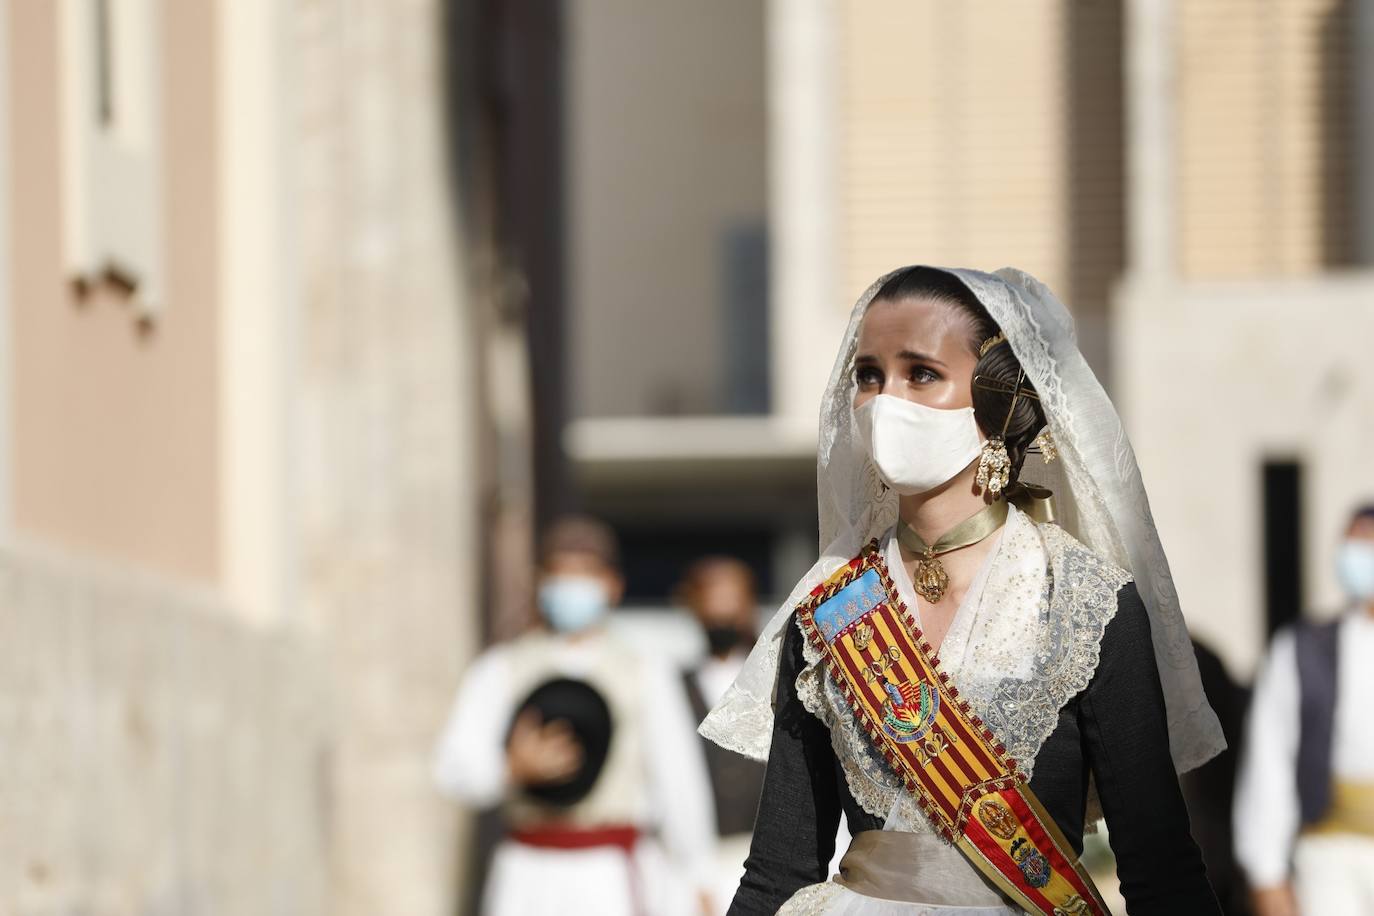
[728,583,1222,916]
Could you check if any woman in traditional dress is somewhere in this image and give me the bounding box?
[699,267,1225,915]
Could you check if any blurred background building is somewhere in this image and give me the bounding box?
[0,0,1372,913]
[560,0,1374,684]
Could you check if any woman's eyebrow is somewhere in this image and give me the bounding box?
[896,349,946,368]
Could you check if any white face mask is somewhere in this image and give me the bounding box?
[853,394,985,495]
[538,575,610,633]
[1337,540,1374,601]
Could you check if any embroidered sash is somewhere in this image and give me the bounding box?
[796,541,1111,916]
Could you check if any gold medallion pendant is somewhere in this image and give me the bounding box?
[898,500,1009,604]
[912,551,950,604]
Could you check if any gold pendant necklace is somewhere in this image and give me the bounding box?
[896,499,1010,604]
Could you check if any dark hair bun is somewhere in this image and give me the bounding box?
[970,341,1046,480]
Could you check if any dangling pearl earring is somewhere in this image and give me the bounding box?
[976,438,1011,495]
[1034,428,1058,463]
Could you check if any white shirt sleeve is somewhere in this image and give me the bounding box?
[432,646,514,808]
[1233,629,1301,889]
[640,658,719,895]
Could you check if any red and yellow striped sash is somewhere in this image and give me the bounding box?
[796,541,1110,916]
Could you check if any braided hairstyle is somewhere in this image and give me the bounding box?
[870,267,1047,486]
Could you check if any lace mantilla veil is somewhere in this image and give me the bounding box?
[698,265,1225,777]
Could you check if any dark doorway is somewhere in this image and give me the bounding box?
[1262,460,1304,638]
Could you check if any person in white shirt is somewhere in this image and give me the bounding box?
[433,516,718,916]
[1235,504,1374,916]
[677,556,854,914]
[679,556,760,721]
[677,557,767,912]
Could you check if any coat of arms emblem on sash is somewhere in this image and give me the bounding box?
[880,678,939,743]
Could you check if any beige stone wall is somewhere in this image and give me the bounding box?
[835,0,1127,372]
[290,1,478,913]
[0,0,481,913]
[6,0,222,584]
[1175,0,1355,277]
[838,1,1069,304]
[0,543,328,914]
[1117,276,1374,678]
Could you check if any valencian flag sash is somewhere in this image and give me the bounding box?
[796,541,1111,916]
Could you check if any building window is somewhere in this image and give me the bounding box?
[60,0,163,311]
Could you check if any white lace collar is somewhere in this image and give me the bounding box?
[795,513,1130,824]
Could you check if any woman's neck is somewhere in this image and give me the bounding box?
[897,461,988,543]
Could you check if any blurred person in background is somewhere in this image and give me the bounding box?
[433,516,718,916]
[702,267,1224,915]
[1181,639,1252,916]
[677,557,768,912]
[1235,504,1374,916]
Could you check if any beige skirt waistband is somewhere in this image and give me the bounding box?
[1306,781,1374,839]
[833,829,1009,908]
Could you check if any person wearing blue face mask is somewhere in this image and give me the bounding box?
[433,516,717,916]
[1235,504,1374,916]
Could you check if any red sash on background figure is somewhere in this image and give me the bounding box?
[509,825,644,916]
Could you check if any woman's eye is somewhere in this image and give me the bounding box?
[855,367,882,387]
[911,366,940,384]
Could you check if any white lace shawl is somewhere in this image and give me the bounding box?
[698,265,1224,779]
[796,506,1128,827]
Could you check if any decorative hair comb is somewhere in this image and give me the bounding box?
[978,332,1007,358]
[971,373,1039,401]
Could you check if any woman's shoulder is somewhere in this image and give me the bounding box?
[781,608,811,675]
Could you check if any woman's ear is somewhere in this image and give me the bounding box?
[970,402,993,443]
